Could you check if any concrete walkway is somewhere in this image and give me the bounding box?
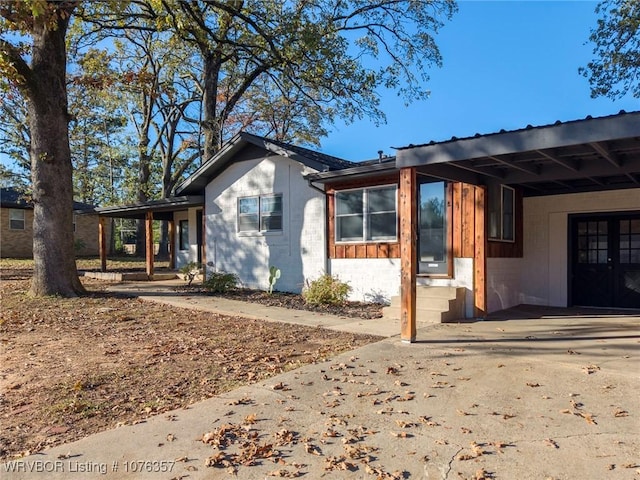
[2,282,639,480]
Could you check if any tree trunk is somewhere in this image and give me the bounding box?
[27,7,85,297]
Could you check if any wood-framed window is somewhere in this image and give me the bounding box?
[237,194,283,233]
[335,185,397,243]
[488,184,515,242]
[9,209,25,230]
[179,219,189,251]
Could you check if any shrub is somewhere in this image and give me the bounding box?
[302,274,351,306]
[203,271,238,293]
[180,261,200,287]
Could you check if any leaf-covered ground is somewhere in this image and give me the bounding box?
[0,259,382,460]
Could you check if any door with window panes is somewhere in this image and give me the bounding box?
[571,213,640,308]
[418,180,448,275]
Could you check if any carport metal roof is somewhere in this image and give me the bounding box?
[94,196,204,220]
[396,110,640,197]
[307,111,640,197]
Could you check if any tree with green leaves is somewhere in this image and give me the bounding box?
[86,0,457,161]
[0,0,86,296]
[581,0,640,99]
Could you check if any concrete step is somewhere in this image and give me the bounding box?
[383,286,466,323]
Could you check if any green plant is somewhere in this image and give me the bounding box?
[268,266,281,294]
[302,274,351,306]
[203,271,238,293]
[180,261,200,286]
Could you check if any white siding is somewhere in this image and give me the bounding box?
[487,188,640,312]
[329,258,401,303]
[204,156,326,293]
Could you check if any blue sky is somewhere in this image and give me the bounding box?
[321,0,640,162]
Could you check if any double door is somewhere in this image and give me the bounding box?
[571,213,640,308]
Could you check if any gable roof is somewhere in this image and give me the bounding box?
[1,187,98,212]
[177,132,355,195]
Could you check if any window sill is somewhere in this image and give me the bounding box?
[237,230,283,238]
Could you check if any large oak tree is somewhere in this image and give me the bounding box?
[1,0,85,296]
[86,0,457,161]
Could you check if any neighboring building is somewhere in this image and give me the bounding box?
[96,111,640,338]
[0,187,107,258]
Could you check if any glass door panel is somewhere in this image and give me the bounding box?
[419,180,447,275]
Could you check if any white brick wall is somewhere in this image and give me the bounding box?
[202,156,326,293]
[328,258,401,303]
[487,188,640,311]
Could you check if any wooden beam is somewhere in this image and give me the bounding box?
[589,141,621,167]
[98,216,107,273]
[399,167,417,342]
[474,186,487,317]
[168,219,175,270]
[145,211,154,278]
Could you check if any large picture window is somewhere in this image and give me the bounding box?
[335,185,397,242]
[238,194,283,233]
[488,184,515,242]
[9,209,25,230]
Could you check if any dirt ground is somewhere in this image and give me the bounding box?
[0,259,382,460]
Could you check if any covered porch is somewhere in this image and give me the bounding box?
[396,111,640,342]
[93,196,204,279]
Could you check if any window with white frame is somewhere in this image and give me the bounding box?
[488,184,515,241]
[9,209,25,230]
[237,194,283,233]
[335,185,397,242]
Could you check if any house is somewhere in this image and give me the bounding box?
[0,187,107,258]
[95,111,640,340]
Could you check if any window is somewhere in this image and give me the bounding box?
[9,209,25,230]
[237,194,283,233]
[488,185,515,241]
[179,219,189,250]
[335,185,397,242]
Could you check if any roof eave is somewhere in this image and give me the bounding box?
[397,111,640,167]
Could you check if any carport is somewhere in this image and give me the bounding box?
[395,111,640,341]
[94,196,204,277]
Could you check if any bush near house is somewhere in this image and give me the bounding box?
[302,274,351,306]
[203,271,239,293]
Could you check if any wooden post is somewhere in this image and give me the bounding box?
[145,211,154,279]
[399,167,417,342]
[98,216,107,272]
[474,186,487,317]
[168,219,175,270]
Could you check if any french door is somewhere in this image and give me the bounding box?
[570,212,640,308]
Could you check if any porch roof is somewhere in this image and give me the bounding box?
[396,110,640,197]
[94,196,204,220]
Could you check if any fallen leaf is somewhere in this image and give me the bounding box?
[304,442,322,456]
[267,469,300,477]
[526,382,541,387]
[613,408,628,417]
[544,438,559,449]
[576,412,597,424]
[582,364,600,374]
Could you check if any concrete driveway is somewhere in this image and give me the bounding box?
[2,288,639,479]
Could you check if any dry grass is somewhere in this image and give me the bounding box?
[0,258,382,459]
